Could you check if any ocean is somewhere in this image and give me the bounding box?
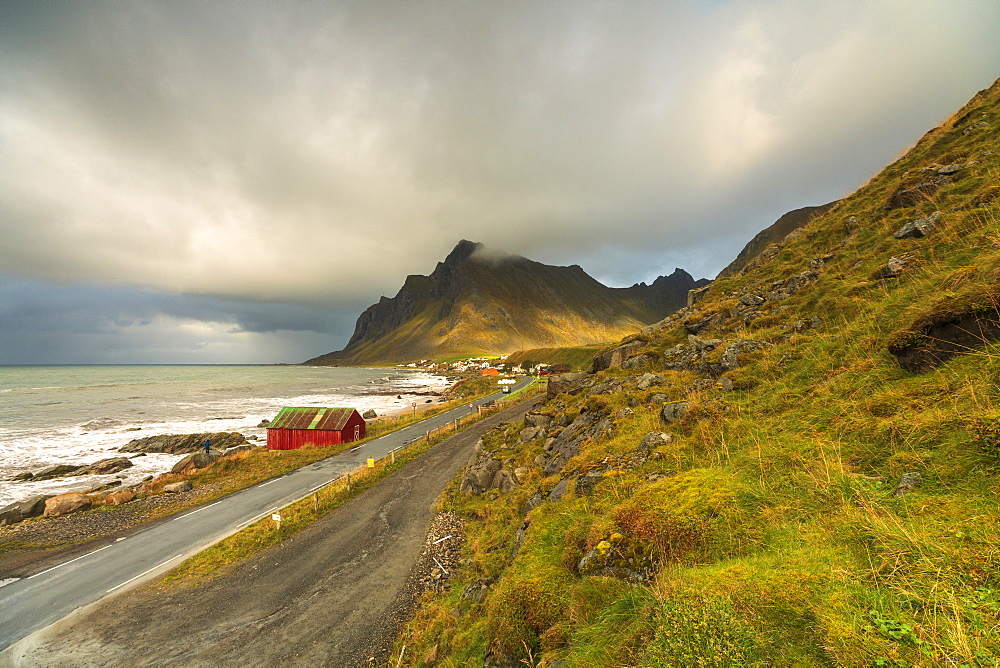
[0,365,450,507]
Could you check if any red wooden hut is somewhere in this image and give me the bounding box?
[266,407,366,450]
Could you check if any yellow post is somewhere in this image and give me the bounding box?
[367,457,375,468]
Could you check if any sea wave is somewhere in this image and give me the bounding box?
[0,367,451,507]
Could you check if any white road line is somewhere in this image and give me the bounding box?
[29,544,113,579]
[176,500,223,519]
[107,553,183,593]
[309,480,335,492]
[259,479,278,486]
[236,506,280,529]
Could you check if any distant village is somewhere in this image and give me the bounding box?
[397,357,571,376]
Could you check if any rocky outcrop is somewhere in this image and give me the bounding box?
[460,454,506,496]
[10,456,136,483]
[170,452,222,475]
[660,402,690,424]
[0,494,56,527]
[32,464,83,480]
[523,412,553,429]
[885,164,965,210]
[0,504,22,527]
[635,373,664,390]
[663,337,773,377]
[870,254,914,281]
[17,495,51,519]
[546,372,590,398]
[541,408,612,476]
[73,457,133,476]
[591,341,644,372]
[887,294,1000,372]
[894,211,939,239]
[120,432,248,454]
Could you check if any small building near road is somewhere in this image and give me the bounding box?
[266,407,366,450]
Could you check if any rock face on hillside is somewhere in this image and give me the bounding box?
[305,240,707,365]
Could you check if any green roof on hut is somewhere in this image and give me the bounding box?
[267,407,360,431]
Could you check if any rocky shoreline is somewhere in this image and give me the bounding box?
[1,432,260,532]
[0,481,226,576]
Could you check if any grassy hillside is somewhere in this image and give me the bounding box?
[504,345,606,372]
[394,80,1000,666]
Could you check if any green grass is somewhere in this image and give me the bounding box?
[393,80,1000,666]
[503,345,608,371]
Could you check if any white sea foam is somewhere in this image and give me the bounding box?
[0,366,451,507]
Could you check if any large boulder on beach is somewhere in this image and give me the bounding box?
[164,481,193,493]
[171,452,221,475]
[120,431,249,455]
[105,489,136,505]
[74,457,134,476]
[0,503,22,527]
[17,495,52,519]
[43,492,92,517]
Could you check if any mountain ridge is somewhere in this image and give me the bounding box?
[304,241,707,365]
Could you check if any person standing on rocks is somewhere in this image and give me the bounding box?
[204,440,211,455]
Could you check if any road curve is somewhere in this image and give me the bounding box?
[0,378,535,655]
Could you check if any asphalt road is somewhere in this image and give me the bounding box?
[0,377,534,654]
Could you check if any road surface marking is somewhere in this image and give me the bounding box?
[0,578,20,589]
[309,480,335,492]
[259,479,278,486]
[107,554,184,593]
[176,500,223,519]
[28,544,113,579]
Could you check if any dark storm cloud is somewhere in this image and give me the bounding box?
[0,276,362,364]
[1,1,998,362]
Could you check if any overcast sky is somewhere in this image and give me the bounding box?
[1,1,998,364]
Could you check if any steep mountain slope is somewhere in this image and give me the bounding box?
[716,200,839,278]
[394,79,1000,666]
[305,240,707,365]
